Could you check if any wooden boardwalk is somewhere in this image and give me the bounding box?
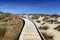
[19,18,45,40]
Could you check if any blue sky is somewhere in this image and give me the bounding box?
[0,0,60,14]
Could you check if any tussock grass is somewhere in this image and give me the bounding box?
[0,28,7,40]
[31,15,40,19]
[39,25,49,30]
[42,33,53,40]
[54,25,60,31]
[47,19,57,24]
[43,17,49,21]
[36,20,41,23]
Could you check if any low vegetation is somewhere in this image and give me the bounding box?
[0,13,23,40]
[31,14,40,19]
[0,28,7,40]
[0,12,60,40]
[39,25,49,30]
[42,33,53,40]
[54,25,60,31]
[36,20,41,23]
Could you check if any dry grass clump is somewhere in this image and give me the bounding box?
[43,17,49,21]
[19,15,26,18]
[47,19,57,24]
[0,13,12,22]
[54,25,60,31]
[42,33,53,40]
[1,17,13,22]
[56,22,60,24]
[31,14,40,19]
[39,14,49,17]
[0,13,6,20]
[36,20,41,23]
[39,25,49,30]
[43,16,57,24]
[0,28,7,40]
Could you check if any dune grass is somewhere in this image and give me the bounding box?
[0,13,24,40]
